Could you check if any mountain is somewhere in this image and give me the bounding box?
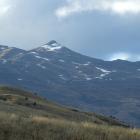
[0,41,140,127]
[0,86,137,140]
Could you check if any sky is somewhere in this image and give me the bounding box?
[0,0,140,61]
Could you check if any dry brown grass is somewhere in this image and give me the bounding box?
[0,87,139,140]
[0,112,139,140]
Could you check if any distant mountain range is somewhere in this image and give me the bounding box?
[0,40,140,127]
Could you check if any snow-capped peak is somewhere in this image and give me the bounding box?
[47,40,59,46]
[41,40,63,51]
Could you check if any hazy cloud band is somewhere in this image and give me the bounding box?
[56,0,140,18]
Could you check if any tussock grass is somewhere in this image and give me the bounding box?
[0,112,140,140]
[0,86,138,140]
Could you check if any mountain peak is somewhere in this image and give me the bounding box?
[40,40,63,51]
[46,40,58,46]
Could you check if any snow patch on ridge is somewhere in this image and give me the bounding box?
[17,78,23,81]
[42,45,62,51]
[59,59,65,62]
[59,74,67,80]
[37,64,46,69]
[29,52,39,55]
[96,67,111,73]
[35,55,50,61]
[72,61,91,66]
[41,42,62,51]
[96,67,111,79]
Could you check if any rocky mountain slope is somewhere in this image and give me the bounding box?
[0,41,140,126]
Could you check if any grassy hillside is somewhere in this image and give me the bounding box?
[0,86,139,140]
